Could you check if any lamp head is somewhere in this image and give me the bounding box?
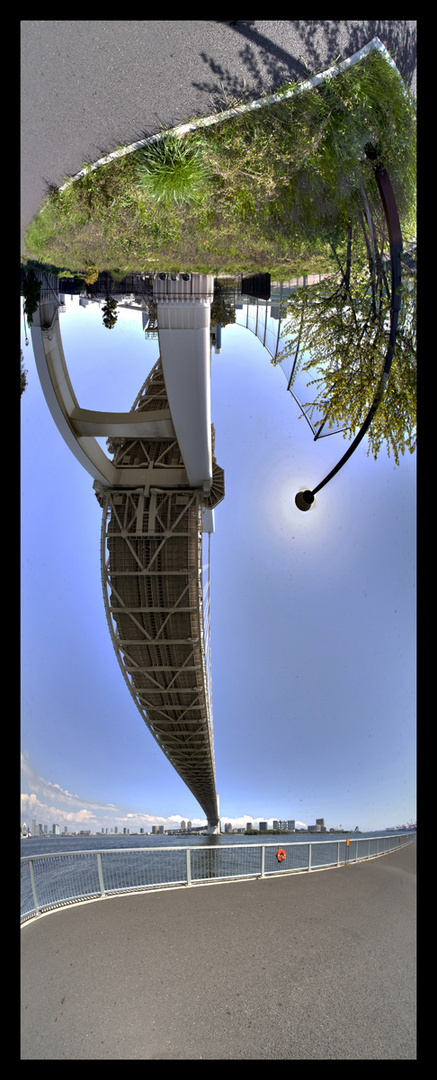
[295,489,315,512]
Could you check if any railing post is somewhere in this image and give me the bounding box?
[186,847,192,886]
[337,841,340,866]
[260,845,265,878]
[28,858,40,916]
[96,852,105,897]
[308,843,312,872]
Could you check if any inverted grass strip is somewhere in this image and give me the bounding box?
[58,37,405,193]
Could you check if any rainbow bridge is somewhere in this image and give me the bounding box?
[31,274,224,833]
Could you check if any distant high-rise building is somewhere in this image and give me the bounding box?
[259,821,268,831]
[273,820,279,830]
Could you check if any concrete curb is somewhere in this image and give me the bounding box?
[58,37,402,193]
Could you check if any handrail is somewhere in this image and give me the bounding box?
[21,833,415,923]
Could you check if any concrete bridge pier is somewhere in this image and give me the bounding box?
[207,795,220,834]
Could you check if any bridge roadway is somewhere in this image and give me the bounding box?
[20,841,416,1060]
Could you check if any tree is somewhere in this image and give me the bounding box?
[22,269,41,325]
[210,287,236,328]
[102,297,118,330]
[274,225,416,464]
[84,262,99,285]
[20,350,28,396]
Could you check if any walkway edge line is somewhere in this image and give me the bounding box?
[57,37,402,193]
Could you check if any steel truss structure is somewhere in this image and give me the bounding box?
[97,359,223,830]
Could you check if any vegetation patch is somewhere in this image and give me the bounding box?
[23,49,415,278]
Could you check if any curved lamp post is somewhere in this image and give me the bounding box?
[295,146,403,511]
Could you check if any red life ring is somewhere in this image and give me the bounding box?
[276,848,286,862]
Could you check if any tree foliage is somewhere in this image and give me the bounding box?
[22,269,41,325]
[102,296,118,330]
[275,223,416,465]
[20,350,28,396]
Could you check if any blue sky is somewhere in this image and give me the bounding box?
[20,295,416,833]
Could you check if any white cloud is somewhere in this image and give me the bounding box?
[21,754,308,833]
[219,815,308,830]
[21,753,119,811]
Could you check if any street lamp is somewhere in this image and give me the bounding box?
[295,147,403,511]
[295,488,315,512]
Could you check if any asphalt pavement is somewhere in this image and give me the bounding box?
[20,841,416,1060]
[20,20,416,255]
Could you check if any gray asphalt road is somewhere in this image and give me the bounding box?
[20,20,416,255]
[21,842,416,1060]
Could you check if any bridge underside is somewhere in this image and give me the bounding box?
[97,359,223,829]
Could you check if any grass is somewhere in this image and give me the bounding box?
[23,49,416,277]
[134,134,212,206]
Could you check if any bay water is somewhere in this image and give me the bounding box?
[20,830,414,920]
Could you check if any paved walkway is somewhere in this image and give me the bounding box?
[21,842,416,1059]
[20,20,416,255]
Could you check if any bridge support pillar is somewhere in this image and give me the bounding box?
[207,795,220,834]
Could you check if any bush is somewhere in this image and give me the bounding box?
[135,134,211,206]
[84,262,99,284]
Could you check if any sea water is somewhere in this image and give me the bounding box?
[20,830,414,920]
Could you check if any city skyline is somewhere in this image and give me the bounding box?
[21,295,416,836]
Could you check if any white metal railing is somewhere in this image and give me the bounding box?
[20,834,415,923]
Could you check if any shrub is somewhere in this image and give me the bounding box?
[84,262,99,284]
[135,134,211,206]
